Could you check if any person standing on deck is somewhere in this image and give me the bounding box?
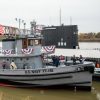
[2,60,6,69]
[72,55,76,65]
[79,55,83,63]
[55,56,60,67]
[10,60,17,69]
[52,55,56,66]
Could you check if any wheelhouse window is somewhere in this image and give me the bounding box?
[28,39,41,46]
[34,39,41,45]
[35,40,39,45]
[28,39,33,46]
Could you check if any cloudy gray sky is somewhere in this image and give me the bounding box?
[0,0,100,33]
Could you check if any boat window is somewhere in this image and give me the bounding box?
[38,40,42,44]
[35,40,39,45]
[33,40,35,45]
[28,39,33,46]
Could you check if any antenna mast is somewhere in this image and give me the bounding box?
[30,20,36,35]
[60,8,62,26]
[70,16,72,25]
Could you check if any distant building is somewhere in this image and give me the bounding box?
[41,25,79,49]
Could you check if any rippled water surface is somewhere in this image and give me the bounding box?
[0,81,100,100]
[79,42,100,49]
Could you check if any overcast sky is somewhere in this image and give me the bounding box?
[0,0,100,33]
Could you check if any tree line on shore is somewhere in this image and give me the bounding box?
[78,32,100,42]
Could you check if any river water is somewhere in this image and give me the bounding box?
[79,42,100,49]
[0,42,100,100]
[0,81,100,100]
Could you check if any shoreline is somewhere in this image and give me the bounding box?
[79,40,100,42]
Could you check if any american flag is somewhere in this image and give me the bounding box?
[0,24,4,35]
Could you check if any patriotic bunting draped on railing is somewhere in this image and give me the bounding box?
[0,46,55,55]
[2,50,13,55]
[42,45,55,54]
[21,48,33,54]
[0,48,33,55]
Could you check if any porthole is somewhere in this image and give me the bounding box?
[12,60,14,62]
[7,59,9,61]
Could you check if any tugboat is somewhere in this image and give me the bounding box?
[0,21,94,89]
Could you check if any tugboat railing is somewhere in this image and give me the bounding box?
[0,47,41,56]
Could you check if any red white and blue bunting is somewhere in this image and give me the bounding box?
[42,45,55,54]
[21,48,33,54]
[2,49,12,55]
[0,46,55,55]
[0,48,33,55]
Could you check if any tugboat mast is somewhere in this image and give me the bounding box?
[30,20,36,35]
